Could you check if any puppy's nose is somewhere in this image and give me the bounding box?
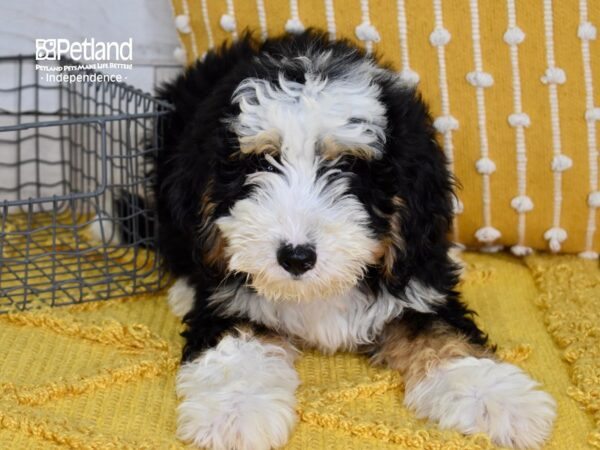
[277,243,317,276]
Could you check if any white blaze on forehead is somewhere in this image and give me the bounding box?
[230,60,388,160]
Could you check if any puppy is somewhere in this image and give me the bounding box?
[155,31,556,450]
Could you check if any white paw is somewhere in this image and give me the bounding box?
[168,278,195,318]
[176,333,299,450]
[405,357,556,449]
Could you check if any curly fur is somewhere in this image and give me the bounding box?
[154,30,555,449]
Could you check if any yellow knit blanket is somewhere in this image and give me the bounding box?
[1,252,598,449]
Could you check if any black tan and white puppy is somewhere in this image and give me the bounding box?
[155,31,556,450]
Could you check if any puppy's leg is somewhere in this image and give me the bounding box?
[176,327,300,450]
[373,318,556,449]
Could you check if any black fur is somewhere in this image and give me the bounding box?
[114,191,155,248]
[154,30,488,361]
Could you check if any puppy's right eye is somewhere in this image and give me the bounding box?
[258,144,278,155]
[261,155,279,172]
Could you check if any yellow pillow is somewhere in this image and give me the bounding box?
[168,0,600,257]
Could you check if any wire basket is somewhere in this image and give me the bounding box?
[0,55,172,313]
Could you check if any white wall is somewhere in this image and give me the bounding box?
[0,0,183,92]
[0,0,184,204]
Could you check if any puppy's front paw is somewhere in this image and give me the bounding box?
[176,333,299,450]
[405,357,556,449]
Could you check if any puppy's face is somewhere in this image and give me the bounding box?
[215,62,390,302]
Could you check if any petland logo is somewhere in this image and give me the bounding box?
[35,38,133,61]
[35,38,133,84]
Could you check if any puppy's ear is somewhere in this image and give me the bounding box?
[154,140,211,275]
[197,181,228,274]
[155,100,230,276]
[376,81,458,296]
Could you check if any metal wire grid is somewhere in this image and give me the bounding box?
[0,55,173,312]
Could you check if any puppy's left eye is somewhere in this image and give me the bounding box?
[252,155,279,173]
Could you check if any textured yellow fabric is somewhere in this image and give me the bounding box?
[168,0,600,255]
[1,251,598,449]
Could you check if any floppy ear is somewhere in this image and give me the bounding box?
[153,35,263,278]
[155,85,235,277]
[154,133,211,276]
[374,81,458,297]
[156,125,239,278]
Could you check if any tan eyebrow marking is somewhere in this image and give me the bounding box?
[320,136,381,160]
[238,129,281,155]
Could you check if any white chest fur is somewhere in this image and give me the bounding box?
[210,280,443,353]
